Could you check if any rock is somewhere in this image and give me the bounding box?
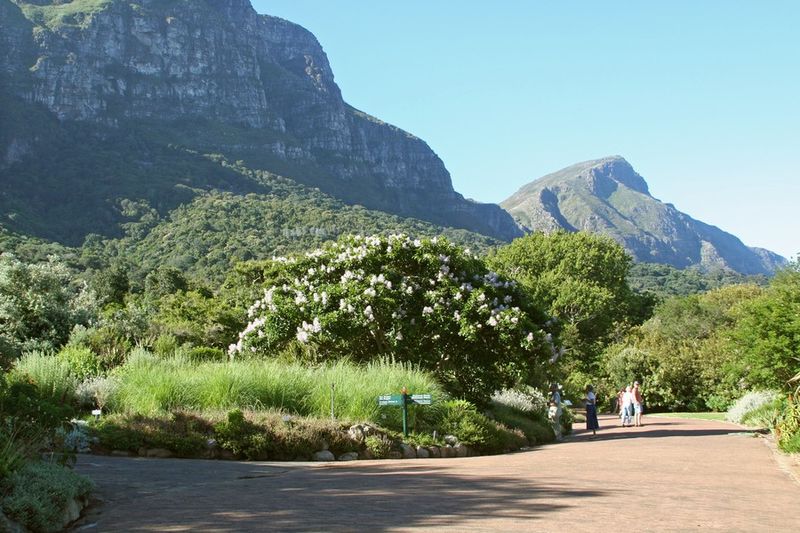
[400,443,417,459]
[444,435,458,446]
[359,449,375,460]
[312,450,335,462]
[388,451,403,460]
[111,450,132,457]
[337,452,359,461]
[428,446,441,458]
[137,447,147,457]
[146,448,173,459]
[62,497,84,527]
[416,447,430,458]
[440,446,455,458]
[454,444,468,458]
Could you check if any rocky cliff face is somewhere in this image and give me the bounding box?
[501,156,786,275]
[1,0,521,240]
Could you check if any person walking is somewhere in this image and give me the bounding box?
[621,385,634,427]
[585,385,600,436]
[632,381,644,427]
[548,383,563,441]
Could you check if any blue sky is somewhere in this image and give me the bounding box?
[253,1,799,260]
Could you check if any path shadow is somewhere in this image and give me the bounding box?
[73,457,610,532]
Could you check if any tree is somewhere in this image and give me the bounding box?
[731,263,800,390]
[0,255,89,361]
[230,234,556,404]
[488,231,642,382]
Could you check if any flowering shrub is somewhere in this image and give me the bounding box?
[491,386,549,416]
[230,234,557,403]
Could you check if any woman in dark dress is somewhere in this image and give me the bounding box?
[585,385,600,436]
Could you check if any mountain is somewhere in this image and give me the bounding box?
[501,156,786,275]
[0,0,522,246]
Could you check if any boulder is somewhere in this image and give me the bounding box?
[400,443,417,459]
[359,449,375,460]
[388,451,403,460]
[444,435,458,446]
[146,448,173,459]
[312,450,335,462]
[440,446,455,458]
[337,452,359,461]
[454,444,468,458]
[416,447,430,458]
[428,446,441,458]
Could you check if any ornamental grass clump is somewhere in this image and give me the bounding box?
[726,390,782,424]
[107,350,443,428]
[228,234,557,404]
[10,350,78,404]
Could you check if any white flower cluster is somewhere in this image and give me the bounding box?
[230,234,552,360]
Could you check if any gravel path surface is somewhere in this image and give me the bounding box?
[72,414,800,532]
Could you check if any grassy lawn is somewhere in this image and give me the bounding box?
[648,412,726,421]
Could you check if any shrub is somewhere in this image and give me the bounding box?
[739,397,784,429]
[491,386,548,416]
[57,345,102,381]
[1,460,93,533]
[436,400,490,446]
[153,333,180,357]
[490,403,554,445]
[777,394,800,453]
[186,346,226,362]
[76,375,119,410]
[91,412,210,457]
[726,390,782,424]
[229,234,554,404]
[214,409,269,460]
[365,434,392,459]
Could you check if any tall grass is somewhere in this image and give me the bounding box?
[109,351,444,423]
[10,351,77,402]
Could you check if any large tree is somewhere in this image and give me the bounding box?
[230,234,556,403]
[488,231,644,382]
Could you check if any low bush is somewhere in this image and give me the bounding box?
[365,434,393,459]
[91,412,211,457]
[186,346,226,362]
[726,390,781,424]
[739,397,784,429]
[1,460,93,533]
[490,386,548,416]
[490,403,554,445]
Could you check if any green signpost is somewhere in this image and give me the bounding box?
[377,388,433,436]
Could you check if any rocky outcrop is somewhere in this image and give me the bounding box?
[1,0,520,240]
[502,156,786,275]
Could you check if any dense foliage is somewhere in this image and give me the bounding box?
[232,234,555,403]
[0,254,92,363]
[488,231,651,399]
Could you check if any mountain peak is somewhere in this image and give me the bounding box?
[500,158,786,275]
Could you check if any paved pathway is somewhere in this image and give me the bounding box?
[72,415,800,532]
